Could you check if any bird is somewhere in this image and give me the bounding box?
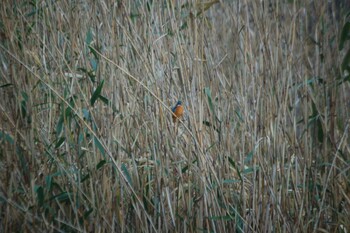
[171,100,184,123]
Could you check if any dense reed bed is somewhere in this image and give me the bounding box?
[0,1,349,232]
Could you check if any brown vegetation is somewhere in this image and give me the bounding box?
[0,0,349,232]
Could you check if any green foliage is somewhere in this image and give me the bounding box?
[339,15,350,82]
[339,22,350,51]
[90,79,104,106]
[204,87,215,116]
[0,131,14,145]
[96,160,107,170]
[94,135,105,158]
[121,163,132,185]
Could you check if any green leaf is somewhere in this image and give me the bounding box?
[16,146,29,178]
[90,58,98,72]
[242,166,255,174]
[121,163,132,185]
[0,131,14,144]
[45,175,53,191]
[181,164,189,174]
[20,91,28,118]
[235,212,244,233]
[222,179,240,184]
[317,117,324,143]
[98,95,109,105]
[81,174,90,183]
[56,116,64,136]
[91,80,105,106]
[146,1,151,12]
[88,45,100,61]
[205,142,216,152]
[342,73,350,84]
[82,108,90,121]
[54,192,71,203]
[204,87,215,115]
[35,185,44,207]
[77,67,96,83]
[21,91,28,101]
[0,83,13,88]
[180,22,188,31]
[130,12,141,20]
[96,160,107,170]
[86,28,93,46]
[244,150,254,163]
[227,156,243,182]
[341,49,350,72]
[235,108,244,122]
[83,208,93,219]
[65,97,75,119]
[55,137,65,149]
[94,136,105,158]
[308,101,323,144]
[339,22,350,51]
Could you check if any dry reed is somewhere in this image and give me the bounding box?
[0,0,349,232]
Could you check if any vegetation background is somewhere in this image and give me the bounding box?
[1,0,350,232]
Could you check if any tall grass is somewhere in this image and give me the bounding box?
[1,0,349,232]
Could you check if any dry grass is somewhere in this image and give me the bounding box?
[1,0,350,232]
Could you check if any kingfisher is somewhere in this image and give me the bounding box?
[171,100,184,123]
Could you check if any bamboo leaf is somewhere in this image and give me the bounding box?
[91,80,104,106]
[227,156,243,182]
[98,95,109,105]
[341,49,350,72]
[86,28,93,46]
[35,185,44,207]
[0,83,13,88]
[204,87,215,114]
[0,131,14,144]
[55,137,65,149]
[56,116,64,136]
[244,150,254,163]
[94,136,105,158]
[121,163,132,185]
[96,160,107,170]
[339,22,350,51]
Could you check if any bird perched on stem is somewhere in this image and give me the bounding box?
[172,100,184,123]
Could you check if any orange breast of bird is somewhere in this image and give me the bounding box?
[172,105,184,122]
